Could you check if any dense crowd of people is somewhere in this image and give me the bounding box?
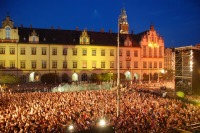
[0,83,200,132]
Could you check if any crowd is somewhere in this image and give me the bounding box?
[0,83,200,133]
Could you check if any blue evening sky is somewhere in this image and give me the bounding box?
[0,0,200,47]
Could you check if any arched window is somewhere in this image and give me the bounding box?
[5,27,11,39]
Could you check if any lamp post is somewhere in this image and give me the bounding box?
[117,15,121,118]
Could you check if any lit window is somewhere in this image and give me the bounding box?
[73,48,77,55]
[42,61,47,68]
[63,48,67,55]
[52,48,57,55]
[52,61,57,68]
[0,47,5,54]
[10,61,15,69]
[10,47,15,54]
[92,61,96,68]
[63,61,67,68]
[110,49,114,56]
[82,61,87,68]
[20,61,26,69]
[20,48,25,55]
[42,48,47,55]
[126,50,130,56]
[31,47,36,55]
[82,49,87,56]
[31,61,36,69]
[92,49,96,56]
[0,60,5,69]
[134,61,138,68]
[101,61,105,68]
[5,27,11,39]
[101,49,105,56]
[110,61,114,68]
[73,61,77,68]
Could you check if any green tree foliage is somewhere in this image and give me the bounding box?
[0,74,20,84]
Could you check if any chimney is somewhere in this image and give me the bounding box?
[58,26,60,30]
[20,24,23,28]
[109,29,112,33]
[51,26,54,30]
[76,27,79,31]
[30,24,32,29]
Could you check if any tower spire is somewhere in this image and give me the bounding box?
[119,8,129,34]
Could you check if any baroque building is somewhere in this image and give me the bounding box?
[0,9,164,83]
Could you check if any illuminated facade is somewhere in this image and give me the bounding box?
[0,9,164,83]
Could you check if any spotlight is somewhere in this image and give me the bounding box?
[99,119,106,127]
[68,124,74,132]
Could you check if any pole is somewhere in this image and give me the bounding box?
[117,17,120,118]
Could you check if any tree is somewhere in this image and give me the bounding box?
[0,74,20,84]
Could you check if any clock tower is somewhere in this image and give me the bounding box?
[119,8,129,34]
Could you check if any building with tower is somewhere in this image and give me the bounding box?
[0,9,165,83]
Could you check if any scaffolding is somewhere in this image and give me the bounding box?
[175,46,193,94]
[175,46,200,94]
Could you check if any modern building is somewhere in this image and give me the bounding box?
[0,9,165,83]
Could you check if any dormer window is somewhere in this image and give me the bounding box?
[124,36,132,47]
[80,30,90,44]
[29,30,39,43]
[5,27,11,39]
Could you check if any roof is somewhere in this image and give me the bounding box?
[18,27,144,47]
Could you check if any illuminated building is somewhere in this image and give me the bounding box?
[0,9,164,83]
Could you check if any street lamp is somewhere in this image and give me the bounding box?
[117,15,121,118]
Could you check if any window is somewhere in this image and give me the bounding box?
[20,61,26,69]
[159,62,162,68]
[82,61,87,68]
[10,61,15,69]
[5,27,11,39]
[143,46,146,57]
[63,61,67,68]
[73,61,77,68]
[134,61,138,68]
[110,61,114,68]
[73,48,77,55]
[92,49,96,56]
[149,47,152,57]
[31,61,36,69]
[42,48,47,55]
[0,60,5,69]
[92,61,96,68]
[154,62,157,68]
[52,48,57,55]
[101,61,105,68]
[143,61,147,68]
[20,48,25,55]
[120,61,122,68]
[134,50,138,57]
[126,50,130,56]
[110,49,114,56]
[149,62,152,68]
[159,47,162,57]
[101,49,105,56]
[52,61,57,68]
[154,47,157,57]
[82,49,87,56]
[126,61,130,68]
[0,47,5,54]
[31,47,36,55]
[42,61,47,69]
[119,49,122,56]
[63,48,67,55]
[10,47,15,54]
